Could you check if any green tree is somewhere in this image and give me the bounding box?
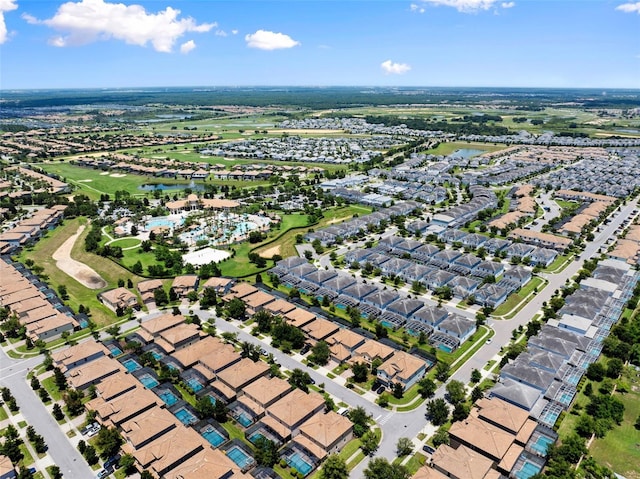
[392,382,404,399]
[445,380,466,405]
[254,437,279,467]
[195,396,216,419]
[396,437,414,456]
[351,362,369,383]
[432,428,450,448]
[417,377,437,399]
[470,369,482,383]
[95,427,123,459]
[320,454,348,479]
[83,444,99,466]
[435,362,450,382]
[363,458,409,479]
[452,403,470,422]
[226,298,246,319]
[361,431,379,456]
[154,287,169,306]
[348,406,371,437]
[309,341,330,365]
[49,465,62,479]
[52,403,64,420]
[288,368,312,392]
[426,398,449,426]
[53,367,68,390]
[63,389,84,416]
[119,453,136,474]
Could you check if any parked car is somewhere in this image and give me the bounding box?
[96,469,110,479]
[104,454,121,469]
[423,445,436,454]
[300,344,311,355]
[376,386,386,394]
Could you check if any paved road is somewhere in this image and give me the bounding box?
[0,348,94,479]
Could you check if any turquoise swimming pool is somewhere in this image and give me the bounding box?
[226,446,254,469]
[109,346,122,356]
[139,374,159,389]
[186,377,204,392]
[158,390,178,406]
[202,426,225,447]
[531,436,554,455]
[438,344,453,353]
[287,452,313,476]
[122,358,141,372]
[175,408,197,425]
[151,350,164,360]
[235,411,253,427]
[248,432,265,444]
[514,461,541,479]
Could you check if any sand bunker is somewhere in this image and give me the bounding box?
[259,245,281,258]
[52,225,107,289]
[100,172,109,176]
[77,179,93,183]
[110,173,127,178]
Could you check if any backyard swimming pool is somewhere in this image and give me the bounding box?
[226,446,254,469]
[158,390,178,406]
[201,426,226,447]
[530,435,554,455]
[175,407,197,426]
[186,377,204,392]
[514,461,541,479]
[139,374,159,389]
[287,452,313,476]
[122,358,142,372]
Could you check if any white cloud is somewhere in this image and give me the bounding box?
[26,0,215,52]
[215,29,227,37]
[245,29,299,50]
[616,2,640,13]
[180,39,195,54]
[0,0,18,45]
[231,29,238,35]
[410,3,425,13]
[421,0,513,13]
[381,60,411,75]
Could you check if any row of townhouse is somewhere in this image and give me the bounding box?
[608,223,640,265]
[221,279,430,392]
[531,154,640,199]
[431,186,497,229]
[0,258,80,341]
[271,256,476,353]
[52,312,355,478]
[488,258,638,430]
[0,204,67,254]
[304,200,422,247]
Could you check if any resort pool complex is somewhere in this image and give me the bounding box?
[514,461,542,479]
[158,390,178,406]
[175,408,197,426]
[201,426,226,447]
[146,217,183,230]
[287,452,313,476]
[226,447,254,469]
[122,358,142,372]
[139,374,159,389]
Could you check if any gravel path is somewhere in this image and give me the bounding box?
[52,224,107,289]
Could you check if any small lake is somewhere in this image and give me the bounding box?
[448,148,485,159]
[138,183,205,192]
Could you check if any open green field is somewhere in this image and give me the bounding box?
[422,141,505,156]
[589,368,640,479]
[106,237,141,249]
[17,217,142,326]
[118,144,349,174]
[39,161,273,200]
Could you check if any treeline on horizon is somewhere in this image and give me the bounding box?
[1,86,639,109]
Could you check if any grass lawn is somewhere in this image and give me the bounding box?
[106,237,141,248]
[0,406,8,421]
[493,277,545,317]
[543,254,574,273]
[421,142,505,156]
[41,377,63,401]
[394,452,427,474]
[19,443,34,466]
[16,217,122,327]
[588,369,640,478]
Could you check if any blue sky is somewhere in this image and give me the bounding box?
[1,0,639,89]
